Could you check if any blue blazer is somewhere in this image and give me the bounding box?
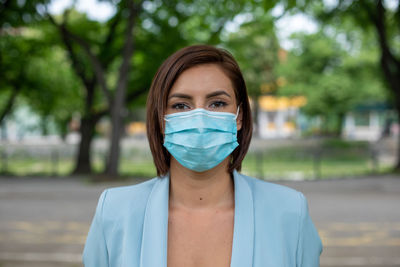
[83,170,322,267]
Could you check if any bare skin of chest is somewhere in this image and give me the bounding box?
[167,207,234,267]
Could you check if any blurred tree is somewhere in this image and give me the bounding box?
[24,44,83,137]
[225,10,278,136]
[277,30,386,135]
[0,0,50,27]
[0,0,50,125]
[44,1,141,176]
[0,32,28,125]
[311,0,400,168]
[0,29,82,137]
[225,0,318,136]
[1,1,107,172]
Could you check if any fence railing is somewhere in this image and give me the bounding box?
[0,137,393,180]
[242,144,384,180]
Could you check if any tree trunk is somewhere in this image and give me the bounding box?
[337,112,345,137]
[0,86,20,125]
[72,108,108,175]
[40,115,49,136]
[103,0,138,176]
[72,116,96,174]
[382,61,400,172]
[394,102,400,171]
[253,97,260,137]
[71,76,108,175]
[367,0,400,171]
[104,107,125,176]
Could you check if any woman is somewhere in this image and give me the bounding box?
[83,45,323,267]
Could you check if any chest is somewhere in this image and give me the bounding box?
[167,208,234,267]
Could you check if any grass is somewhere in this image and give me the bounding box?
[241,143,390,180]
[1,157,75,176]
[242,157,390,180]
[0,145,393,180]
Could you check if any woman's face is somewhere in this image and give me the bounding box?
[166,64,242,130]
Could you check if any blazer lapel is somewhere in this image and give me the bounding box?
[230,170,255,267]
[140,174,170,267]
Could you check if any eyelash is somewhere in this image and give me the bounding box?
[171,103,190,110]
[209,101,227,109]
[171,101,228,110]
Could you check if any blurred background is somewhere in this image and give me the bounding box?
[0,0,399,266]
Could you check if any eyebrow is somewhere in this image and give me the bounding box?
[168,90,232,100]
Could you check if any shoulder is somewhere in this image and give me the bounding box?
[240,172,303,202]
[236,172,323,262]
[99,177,159,219]
[237,172,305,215]
[105,177,158,202]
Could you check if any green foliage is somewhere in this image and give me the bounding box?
[225,9,278,97]
[24,46,83,136]
[0,16,83,136]
[314,0,400,54]
[310,0,399,105]
[0,0,50,28]
[128,0,256,107]
[276,29,387,133]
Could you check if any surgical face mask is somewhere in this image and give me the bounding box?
[163,107,240,172]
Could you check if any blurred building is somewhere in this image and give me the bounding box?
[342,103,398,141]
[126,121,146,137]
[257,95,307,139]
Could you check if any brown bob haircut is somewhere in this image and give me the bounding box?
[146,45,253,176]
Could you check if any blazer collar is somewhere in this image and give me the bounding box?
[140,170,254,267]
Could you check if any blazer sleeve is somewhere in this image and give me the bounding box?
[296,192,323,267]
[83,189,109,267]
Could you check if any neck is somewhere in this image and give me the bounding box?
[168,158,234,211]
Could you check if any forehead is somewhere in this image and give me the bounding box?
[168,64,235,97]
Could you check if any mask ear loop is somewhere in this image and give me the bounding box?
[234,105,240,119]
[231,105,241,170]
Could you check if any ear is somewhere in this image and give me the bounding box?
[236,106,243,131]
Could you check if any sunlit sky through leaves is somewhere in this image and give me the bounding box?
[48,0,318,50]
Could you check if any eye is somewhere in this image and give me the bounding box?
[209,101,227,109]
[171,103,191,110]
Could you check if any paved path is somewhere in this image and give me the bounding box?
[0,175,399,267]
